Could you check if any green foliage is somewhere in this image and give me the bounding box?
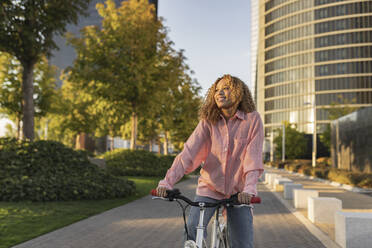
[67,0,201,150]
[284,163,302,172]
[0,138,135,201]
[319,124,331,154]
[327,168,370,186]
[0,0,90,60]
[297,164,312,176]
[103,149,175,177]
[267,159,372,188]
[311,164,330,179]
[67,0,162,148]
[0,0,91,140]
[274,122,308,159]
[0,54,58,139]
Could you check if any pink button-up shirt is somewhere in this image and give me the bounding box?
[158,110,264,200]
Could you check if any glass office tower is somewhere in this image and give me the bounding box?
[256,0,372,136]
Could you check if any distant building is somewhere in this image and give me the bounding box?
[253,0,372,137]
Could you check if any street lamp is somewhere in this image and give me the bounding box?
[282,122,285,162]
[304,99,317,167]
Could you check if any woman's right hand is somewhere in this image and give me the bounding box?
[156,186,168,198]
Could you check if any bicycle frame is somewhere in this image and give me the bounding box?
[195,202,206,247]
[210,206,227,248]
[184,201,226,248]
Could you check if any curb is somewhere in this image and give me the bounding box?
[262,183,341,248]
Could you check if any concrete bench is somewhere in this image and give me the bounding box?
[293,189,319,209]
[264,173,273,184]
[308,197,342,224]
[269,174,282,188]
[335,211,372,248]
[273,178,293,191]
[283,183,303,200]
[264,173,278,187]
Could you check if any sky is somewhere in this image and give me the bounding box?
[158,0,252,96]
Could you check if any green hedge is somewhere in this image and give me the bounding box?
[266,159,372,188]
[0,138,135,201]
[103,149,175,177]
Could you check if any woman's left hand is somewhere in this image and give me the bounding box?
[238,192,253,204]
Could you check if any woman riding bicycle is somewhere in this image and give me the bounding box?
[157,74,264,248]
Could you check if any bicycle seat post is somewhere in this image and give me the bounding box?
[195,202,206,247]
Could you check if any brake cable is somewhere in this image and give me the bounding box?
[175,199,191,240]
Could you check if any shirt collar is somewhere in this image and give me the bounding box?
[235,110,245,120]
[219,109,246,120]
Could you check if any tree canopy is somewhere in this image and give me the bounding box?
[0,0,91,140]
[67,0,201,151]
[0,52,57,139]
[274,122,308,160]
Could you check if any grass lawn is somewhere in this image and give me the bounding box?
[0,176,161,248]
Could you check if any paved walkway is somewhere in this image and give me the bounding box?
[13,175,330,248]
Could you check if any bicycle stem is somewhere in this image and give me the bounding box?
[196,202,206,248]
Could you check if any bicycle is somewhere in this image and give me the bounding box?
[151,189,261,248]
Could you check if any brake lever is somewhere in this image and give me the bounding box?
[152,196,170,201]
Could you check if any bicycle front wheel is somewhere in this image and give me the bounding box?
[184,240,197,248]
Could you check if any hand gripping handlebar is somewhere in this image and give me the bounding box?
[151,189,261,207]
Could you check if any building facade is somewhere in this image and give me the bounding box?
[255,0,372,136]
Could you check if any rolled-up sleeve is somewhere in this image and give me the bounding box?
[158,120,211,189]
[242,112,264,194]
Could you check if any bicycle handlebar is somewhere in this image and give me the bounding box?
[150,189,261,207]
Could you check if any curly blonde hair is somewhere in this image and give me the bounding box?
[199,74,256,124]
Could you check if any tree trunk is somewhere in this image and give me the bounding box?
[16,116,21,140]
[130,112,138,150]
[163,131,169,155]
[75,133,95,152]
[109,129,114,151]
[157,139,161,155]
[21,61,35,141]
[75,134,81,150]
[149,139,153,152]
[44,119,49,140]
[110,136,114,151]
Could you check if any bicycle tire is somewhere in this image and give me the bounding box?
[184,240,197,248]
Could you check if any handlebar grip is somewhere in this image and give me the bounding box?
[150,189,158,196]
[250,196,261,204]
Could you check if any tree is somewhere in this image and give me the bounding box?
[67,0,169,149]
[274,122,308,160]
[0,0,90,140]
[0,52,57,139]
[56,78,100,149]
